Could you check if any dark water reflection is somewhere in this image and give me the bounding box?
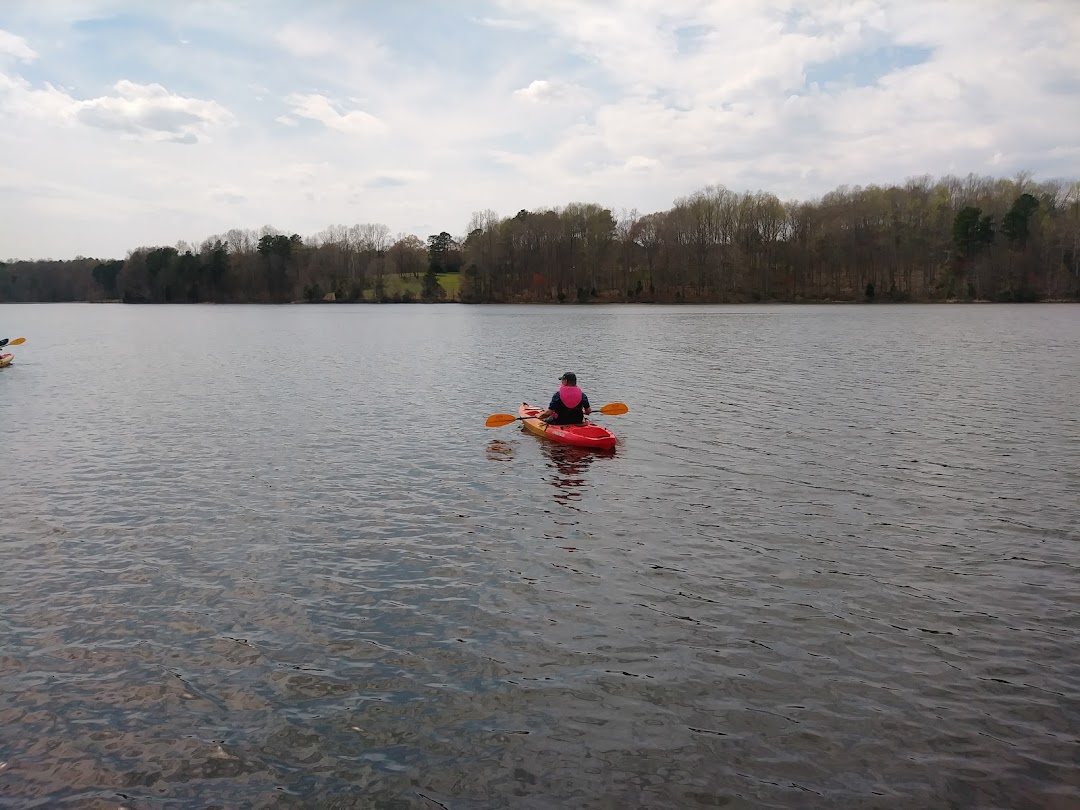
[1,303,1079,808]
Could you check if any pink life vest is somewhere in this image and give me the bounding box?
[558,384,583,408]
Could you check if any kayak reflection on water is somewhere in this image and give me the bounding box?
[484,433,614,507]
[540,441,612,507]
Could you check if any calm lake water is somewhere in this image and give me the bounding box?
[1,303,1078,809]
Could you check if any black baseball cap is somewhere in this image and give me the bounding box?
[560,372,576,384]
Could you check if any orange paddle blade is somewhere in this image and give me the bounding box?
[485,413,519,428]
[598,402,628,415]
[8,337,25,345]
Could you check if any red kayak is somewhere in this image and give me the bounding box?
[518,403,617,450]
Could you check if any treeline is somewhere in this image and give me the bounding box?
[2,173,1078,304]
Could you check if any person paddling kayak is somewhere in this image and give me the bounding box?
[536,372,592,425]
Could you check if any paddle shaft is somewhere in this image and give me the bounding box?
[486,402,627,428]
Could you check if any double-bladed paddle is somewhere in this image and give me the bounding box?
[485,402,628,428]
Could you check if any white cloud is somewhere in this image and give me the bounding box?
[513,79,587,104]
[1,48,232,145]
[0,29,37,62]
[74,80,233,143]
[0,73,78,121]
[284,93,386,136]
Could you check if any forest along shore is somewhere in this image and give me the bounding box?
[2,173,1078,305]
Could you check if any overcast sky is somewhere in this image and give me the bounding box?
[1,0,1077,261]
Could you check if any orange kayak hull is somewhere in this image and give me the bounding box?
[0,353,12,369]
[518,403,617,450]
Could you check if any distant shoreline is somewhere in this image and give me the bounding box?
[6,297,1075,306]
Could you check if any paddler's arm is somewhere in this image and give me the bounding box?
[536,392,560,421]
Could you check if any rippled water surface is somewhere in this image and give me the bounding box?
[2,303,1079,808]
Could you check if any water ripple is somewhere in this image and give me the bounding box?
[1,303,1078,807]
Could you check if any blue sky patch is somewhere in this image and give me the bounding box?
[805,44,933,88]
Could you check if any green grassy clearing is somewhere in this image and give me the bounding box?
[379,272,461,299]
